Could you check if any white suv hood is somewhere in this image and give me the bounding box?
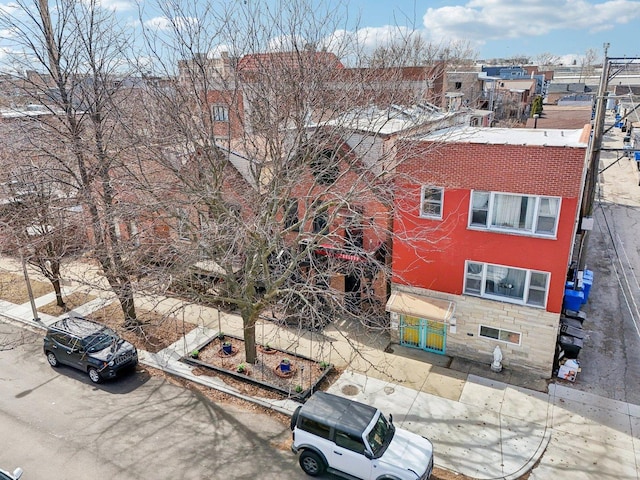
[378,427,433,477]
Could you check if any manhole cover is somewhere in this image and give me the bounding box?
[384,386,395,395]
[341,384,359,396]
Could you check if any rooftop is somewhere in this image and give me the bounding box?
[414,125,590,148]
[313,103,461,136]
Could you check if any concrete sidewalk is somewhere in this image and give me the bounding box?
[1,269,638,479]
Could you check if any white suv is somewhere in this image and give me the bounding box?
[290,391,434,479]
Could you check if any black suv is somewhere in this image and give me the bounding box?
[43,317,138,383]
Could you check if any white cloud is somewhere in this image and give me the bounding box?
[92,0,136,12]
[143,15,198,31]
[422,0,640,43]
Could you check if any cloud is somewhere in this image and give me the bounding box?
[422,0,640,43]
[144,15,199,31]
[323,25,418,56]
[91,0,137,12]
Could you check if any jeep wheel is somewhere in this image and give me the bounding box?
[46,352,59,367]
[88,367,102,384]
[299,451,325,477]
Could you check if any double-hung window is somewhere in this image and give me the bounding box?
[420,186,444,219]
[470,191,560,236]
[464,260,549,307]
[212,105,229,122]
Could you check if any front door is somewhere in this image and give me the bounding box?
[400,315,446,354]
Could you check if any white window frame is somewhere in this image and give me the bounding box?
[463,260,549,308]
[469,190,560,237]
[420,185,444,219]
[212,105,229,122]
[478,325,522,345]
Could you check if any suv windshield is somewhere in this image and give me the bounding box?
[82,328,117,353]
[367,413,395,457]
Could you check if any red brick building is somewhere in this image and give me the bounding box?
[387,124,591,376]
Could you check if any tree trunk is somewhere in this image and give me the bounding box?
[49,257,66,309]
[52,278,66,309]
[243,311,258,364]
[115,279,139,329]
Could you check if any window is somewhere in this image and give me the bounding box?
[311,150,339,185]
[455,81,462,90]
[212,105,229,122]
[299,418,331,439]
[344,208,364,249]
[464,261,549,307]
[335,429,366,453]
[470,191,560,236]
[313,212,328,234]
[420,186,444,219]
[479,326,521,345]
[284,198,299,230]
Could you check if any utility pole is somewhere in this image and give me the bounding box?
[577,44,610,269]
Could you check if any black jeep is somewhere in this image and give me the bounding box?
[43,317,138,383]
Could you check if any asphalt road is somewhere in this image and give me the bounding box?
[570,121,640,406]
[0,321,308,480]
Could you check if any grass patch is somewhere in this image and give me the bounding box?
[87,302,196,353]
[38,291,98,317]
[0,271,53,304]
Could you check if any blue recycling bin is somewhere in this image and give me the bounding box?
[563,288,584,311]
[582,270,593,303]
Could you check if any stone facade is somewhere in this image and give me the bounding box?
[390,285,559,378]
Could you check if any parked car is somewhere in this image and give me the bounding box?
[0,467,23,480]
[43,317,138,383]
[290,391,434,479]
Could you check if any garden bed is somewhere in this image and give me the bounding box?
[182,333,333,400]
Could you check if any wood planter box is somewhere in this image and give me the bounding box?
[181,333,332,401]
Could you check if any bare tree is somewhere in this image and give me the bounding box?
[534,52,561,67]
[0,0,145,327]
[0,152,84,309]
[134,0,443,365]
[367,35,477,69]
[579,48,599,82]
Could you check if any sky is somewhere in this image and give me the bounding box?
[1,0,640,68]
[349,0,640,62]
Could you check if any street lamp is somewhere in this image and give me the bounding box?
[533,113,540,129]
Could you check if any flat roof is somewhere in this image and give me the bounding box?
[413,125,589,148]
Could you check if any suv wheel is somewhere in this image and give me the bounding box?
[46,351,59,367]
[88,367,102,384]
[299,450,325,477]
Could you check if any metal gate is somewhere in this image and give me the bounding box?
[399,315,446,354]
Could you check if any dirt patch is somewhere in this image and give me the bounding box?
[0,271,52,304]
[191,334,336,399]
[87,302,196,353]
[37,291,97,316]
[431,468,475,480]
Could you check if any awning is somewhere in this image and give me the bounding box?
[315,243,366,262]
[386,291,455,323]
